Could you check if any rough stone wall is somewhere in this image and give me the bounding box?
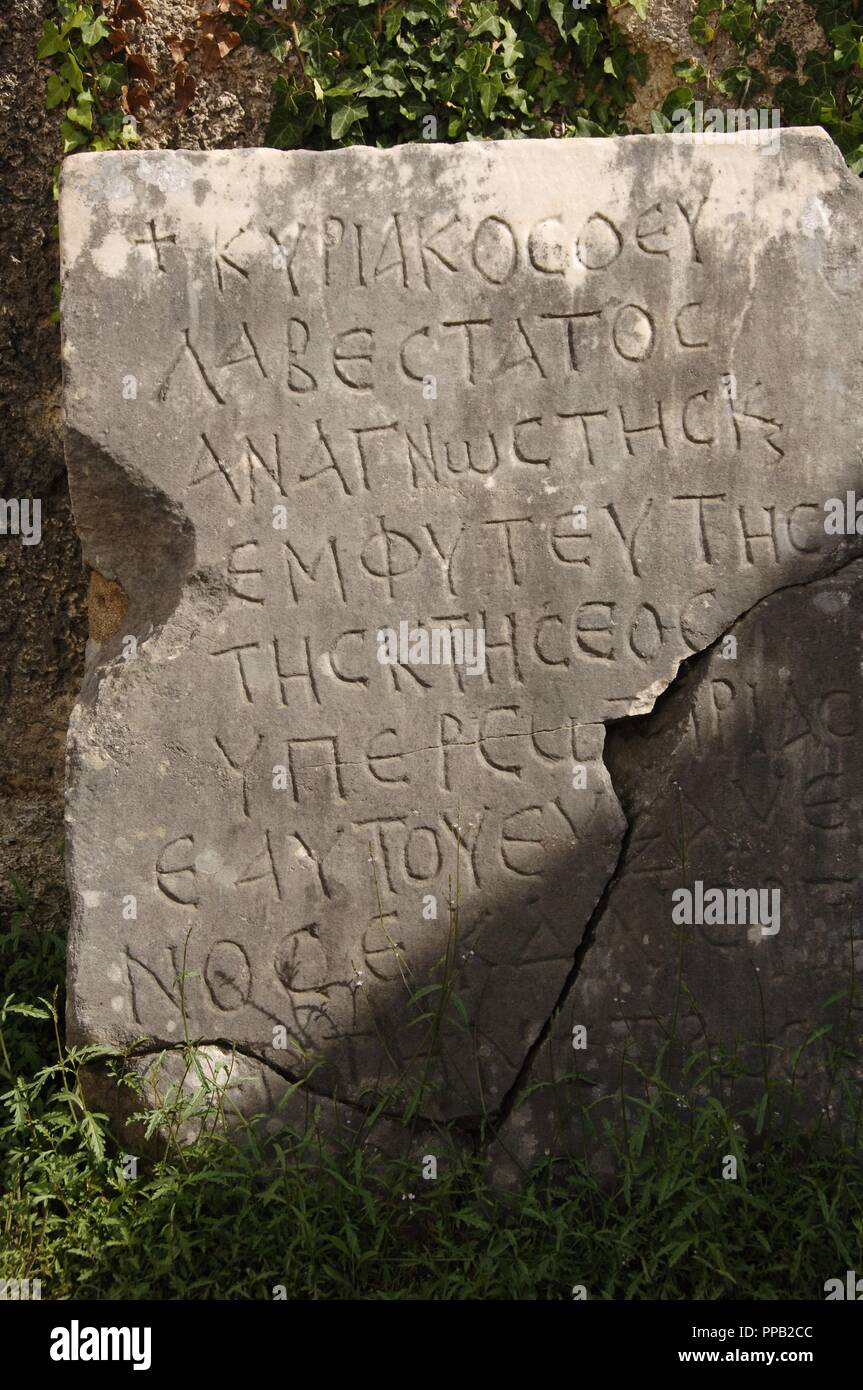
[0,0,86,890]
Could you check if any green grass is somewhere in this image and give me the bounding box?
[1,871,862,1300]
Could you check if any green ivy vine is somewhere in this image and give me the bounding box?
[236,0,649,147]
[35,1,863,175]
[37,0,138,160]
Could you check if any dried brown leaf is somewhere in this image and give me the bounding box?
[198,24,242,72]
[126,51,157,89]
[115,0,148,21]
[174,62,197,116]
[166,32,195,64]
[122,81,152,117]
[197,14,241,38]
[107,26,129,51]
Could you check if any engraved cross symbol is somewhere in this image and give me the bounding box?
[135,219,176,272]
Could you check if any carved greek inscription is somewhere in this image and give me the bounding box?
[65,142,859,1121]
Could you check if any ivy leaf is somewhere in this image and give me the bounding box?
[45,74,72,109]
[383,4,404,41]
[718,4,754,46]
[571,18,601,68]
[469,2,501,39]
[478,72,503,117]
[500,21,522,68]
[96,61,127,96]
[37,21,68,59]
[803,50,835,87]
[504,80,529,113]
[59,52,85,94]
[81,14,110,45]
[267,108,304,150]
[66,90,95,130]
[547,0,566,41]
[330,100,368,140]
[325,80,365,99]
[689,15,715,46]
[629,49,647,85]
[404,0,444,20]
[673,59,706,82]
[60,7,89,34]
[662,85,693,118]
[767,39,796,72]
[297,22,337,75]
[380,71,407,95]
[60,117,90,153]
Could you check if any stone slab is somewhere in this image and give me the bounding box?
[59,132,863,1127]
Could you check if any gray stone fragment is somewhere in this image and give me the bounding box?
[59,132,863,1131]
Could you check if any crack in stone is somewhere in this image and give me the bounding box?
[487,807,634,1145]
[121,1038,491,1156]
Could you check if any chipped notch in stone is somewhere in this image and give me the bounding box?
[65,429,195,669]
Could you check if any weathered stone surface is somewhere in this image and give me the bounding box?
[60,132,863,1132]
[495,558,863,1180]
